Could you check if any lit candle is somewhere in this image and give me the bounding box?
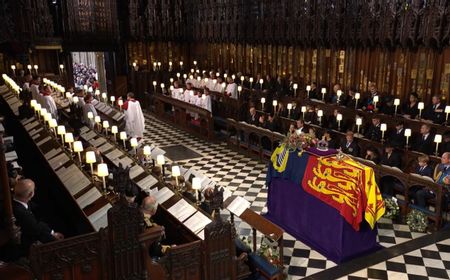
[356,117,362,134]
[392,98,400,115]
[65,132,74,151]
[86,151,96,175]
[237,85,242,98]
[287,103,292,117]
[143,145,151,164]
[354,93,360,109]
[97,163,109,193]
[301,106,307,119]
[57,125,66,144]
[273,100,278,113]
[380,123,387,141]
[11,65,16,75]
[336,113,343,130]
[73,141,83,162]
[434,134,442,156]
[404,128,412,148]
[261,97,266,111]
[110,96,116,104]
[33,65,38,74]
[306,85,311,98]
[111,125,118,140]
[102,120,109,136]
[130,137,138,156]
[192,177,201,201]
[249,77,254,89]
[373,95,379,109]
[321,88,326,101]
[172,165,181,187]
[118,99,123,111]
[337,90,343,104]
[120,131,127,148]
[317,109,323,125]
[445,105,450,123]
[418,102,424,118]
[293,83,298,97]
[259,78,264,90]
[153,81,157,92]
[160,83,165,93]
[157,154,165,177]
[240,76,245,85]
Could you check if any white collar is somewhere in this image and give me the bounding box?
[14,199,28,210]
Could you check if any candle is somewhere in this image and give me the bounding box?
[172,166,181,187]
[153,81,157,92]
[354,92,360,109]
[240,76,245,85]
[306,85,311,98]
[143,145,151,164]
[321,88,327,101]
[73,141,83,162]
[64,132,74,151]
[434,134,442,156]
[102,120,109,135]
[373,95,379,109]
[404,128,412,148]
[380,123,387,140]
[317,110,323,125]
[86,151,96,175]
[445,105,450,123]
[356,117,362,134]
[337,90,343,103]
[249,77,254,89]
[301,106,307,119]
[394,98,400,115]
[293,83,298,97]
[120,131,127,148]
[287,103,292,117]
[273,100,278,113]
[97,163,109,193]
[130,137,138,157]
[259,78,264,90]
[111,125,118,141]
[336,113,343,130]
[261,97,266,111]
[418,102,424,118]
[118,99,123,111]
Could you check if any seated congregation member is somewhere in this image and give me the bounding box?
[225,77,238,99]
[321,130,337,149]
[181,178,197,204]
[41,85,58,119]
[327,83,340,104]
[339,131,360,157]
[289,102,300,120]
[413,124,434,155]
[440,131,450,155]
[13,179,64,255]
[362,82,380,112]
[82,93,98,128]
[122,92,145,139]
[414,155,433,178]
[264,114,278,132]
[326,109,340,131]
[414,152,450,208]
[308,82,318,99]
[275,102,288,118]
[401,92,419,119]
[387,121,406,149]
[380,144,402,168]
[296,119,306,134]
[345,88,360,109]
[364,146,380,164]
[258,115,266,127]
[424,95,446,124]
[200,187,215,216]
[247,106,259,126]
[304,105,317,125]
[141,196,170,258]
[364,116,382,142]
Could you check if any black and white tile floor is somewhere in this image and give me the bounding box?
[142,112,449,279]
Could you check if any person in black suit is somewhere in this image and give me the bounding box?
[12,179,63,255]
[364,146,381,164]
[247,106,259,126]
[380,144,402,168]
[364,116,382,142]
[387,121,406,149]
[401,92,420,119]
[413,124,434,155]
[308,82,318,99]
[326,109,340,131]
[424,95,446,124]
[440,131,450,156]
[339,131,360,157]
[415,155,433,178]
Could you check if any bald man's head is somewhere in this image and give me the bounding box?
[14,179,35,202]
[442,152,450,165]
[141,196,158,216]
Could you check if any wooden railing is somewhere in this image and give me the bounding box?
[152,93,214,140]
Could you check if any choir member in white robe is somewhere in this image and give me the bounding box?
[122,92,145,139]
[183,83,194,103]
[41,86,58,119]
[22,74,32,91]
[225,77,238,99]
[82,94,98,128]
[30,77,41,103]
[201,89,212,112]
[171,81,184,100]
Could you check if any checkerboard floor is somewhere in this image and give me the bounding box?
[340,238,450,280]
[141,112,440,279]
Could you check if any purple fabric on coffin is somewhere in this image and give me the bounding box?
[265,178,382,263]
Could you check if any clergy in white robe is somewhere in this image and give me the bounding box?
[82,94,98,128]
[171,81,184,100]
[123,92,145,138]
[41,86,58,119]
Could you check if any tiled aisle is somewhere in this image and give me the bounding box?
[141,112,448,279]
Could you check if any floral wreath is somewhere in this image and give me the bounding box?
[406,209,428,233]
[383,197,400,219]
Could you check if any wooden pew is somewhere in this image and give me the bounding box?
[152,93,214,140]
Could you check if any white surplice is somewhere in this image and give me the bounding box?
[82,103,98,128]
[42,95,58,119]
[125,100,145,138]
[226,83,238,99]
